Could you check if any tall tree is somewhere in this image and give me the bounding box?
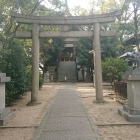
[132,0,140,51]
[0,0,66,105]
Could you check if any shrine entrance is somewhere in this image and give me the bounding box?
[10,11,122,105]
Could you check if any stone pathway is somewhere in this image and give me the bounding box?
[32,83,103,140]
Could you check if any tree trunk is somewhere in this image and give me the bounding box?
[133,0,139,51]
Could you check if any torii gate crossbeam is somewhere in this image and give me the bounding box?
[10,11,122,105]
[16,31,116,38]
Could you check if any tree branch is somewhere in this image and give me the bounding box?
[29,0,45,15]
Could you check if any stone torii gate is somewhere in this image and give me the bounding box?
[10,11,122,105]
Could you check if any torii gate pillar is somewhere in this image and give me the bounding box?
[27,23,41,106]
[93,23,103,102]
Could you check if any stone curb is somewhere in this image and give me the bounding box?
[79,92,104,140]
[97,123,140,126]
[31,99,55,140]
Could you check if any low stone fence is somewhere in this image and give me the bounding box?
[114,82,127,98]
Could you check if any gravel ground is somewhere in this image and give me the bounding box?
[1,82,140,140]
[76,83,140,140]
[0,83,60,140]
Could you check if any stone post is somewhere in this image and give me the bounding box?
[27,23,40,105]
[0,73,15,126]
[93,23,103,102]
[118,70,140,122]
[0,73,10,110]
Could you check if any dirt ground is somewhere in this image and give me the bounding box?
[1,83,140,140]
[76,83,140,140]
[0,83,60,140]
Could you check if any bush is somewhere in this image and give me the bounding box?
[0,41,31,106]
[102,57,128,84]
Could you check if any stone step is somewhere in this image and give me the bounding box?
[59,79,77,81]
[58,68,76,70]
[58,76,77,79]
[0,108,11,119]
[58,71,76,74]
[0,108,15,126]
[58,70,76,72]
[123,104,128,112]
[118,108,140,122]
[59,78,76,80]
[0,73,6,77]
[58,80,77,82]
[59,75,77,77]
[58,61,77,82]
[59,71,76,73]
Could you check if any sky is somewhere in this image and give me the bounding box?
[42,0,91,11]
[67,0,90,9]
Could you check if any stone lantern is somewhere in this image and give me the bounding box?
[0,72,15,126]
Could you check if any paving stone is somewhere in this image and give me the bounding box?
[51,102,82,108]
[49,112,86,117]
[31,84,103,140]
[39,130,97,140]
[51,105,84,113]
[43,117,92,131]
[52,103,82,108]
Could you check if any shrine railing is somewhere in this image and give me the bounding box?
[114,82,127,98]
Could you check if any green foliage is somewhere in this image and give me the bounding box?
[40,38,64,74]
[89,0,125,14]
[101,37,119,60]
[0,0,66,106]
[48,0,66,11]
[106,66,119,85]
[102,57,129,82]
[76,38,93,69]
[0,40,31,106]
[76,36,120,70]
